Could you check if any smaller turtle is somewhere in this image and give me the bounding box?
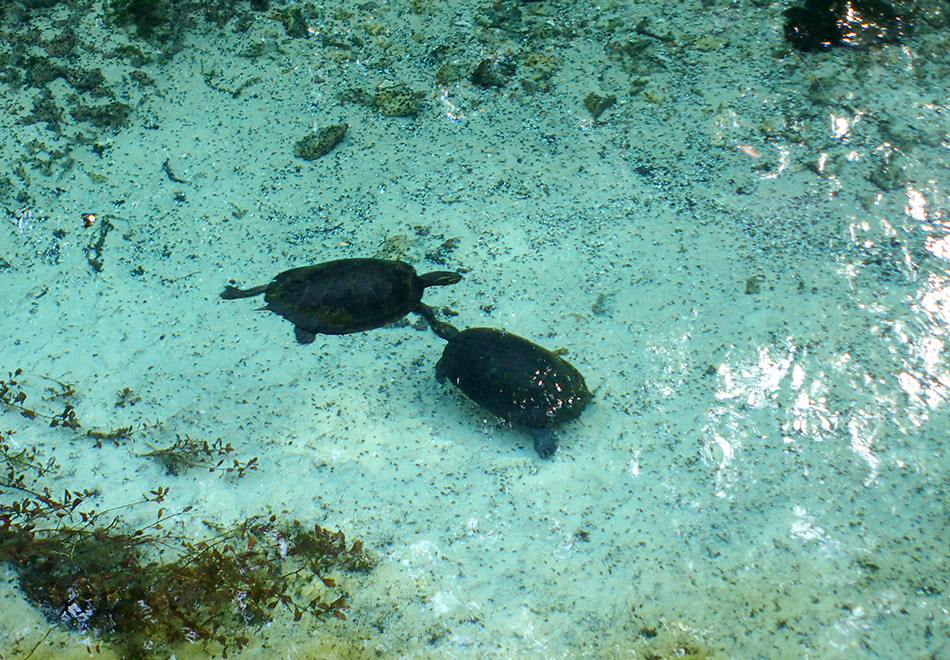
[222,258,461,343]
[423,315,591,458]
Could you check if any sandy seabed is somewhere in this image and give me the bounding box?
[0,1,948,658]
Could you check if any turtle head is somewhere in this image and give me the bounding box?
[419,271,462,287]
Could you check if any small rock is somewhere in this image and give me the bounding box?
[745,275,763,295]
[282,7,309,39]
[374,88,419,117]
[694,34,729,51]
[294,124,347,161]
[520,51,559,92]
[868,146,908,191]
[584,93,616,120]
[436,62,466,85]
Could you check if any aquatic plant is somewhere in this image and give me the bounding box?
[0,486,370,657]
[0,368,372,656]
[85,424,136,446]
[138,434,259,476]
[0,368,79,430]
[0,429,57,494]
[2,367,258,477]
[115,386,143,408]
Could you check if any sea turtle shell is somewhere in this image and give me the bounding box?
[222,258,461,343]
[434,327,591,458]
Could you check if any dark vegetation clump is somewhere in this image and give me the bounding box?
[21,0,64,9]
[108,0,172,40]
[106,0,256,42]
[0,369,372,657]
[70,100,132,130]
[784,0,903,52]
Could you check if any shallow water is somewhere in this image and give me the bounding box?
[0,1,947,658]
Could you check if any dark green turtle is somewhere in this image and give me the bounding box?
[422,315,591,458]
[221,258,461,344]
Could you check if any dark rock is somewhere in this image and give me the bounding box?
[584,93,616,120]
[471,57,515,88]
[20,89,64,133]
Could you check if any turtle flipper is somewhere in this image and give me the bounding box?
[530,427,559,459]
[294,326,316,344]
[221,283,270,300]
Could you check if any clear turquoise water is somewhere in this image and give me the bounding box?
[0,1,947,658]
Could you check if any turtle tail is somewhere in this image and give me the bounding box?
[220,283,269,299]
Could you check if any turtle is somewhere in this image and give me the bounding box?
[221,258,462,344]
[421,315,591,458]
